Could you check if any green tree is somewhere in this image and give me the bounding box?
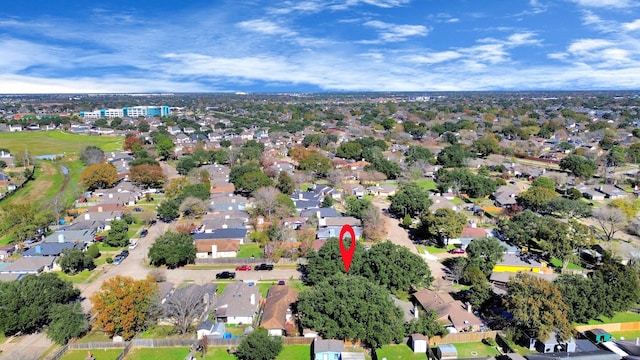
[607,146,626,167]
[543,197,592,218]
[304,237,366,286]
[321,195,334,208]
[276,171,294,195]
[516,186,559,212]
[531,176,555,190]
[389,183,432,217]
[555,274,599,323]
[298,151,332,177]
[235,327,283,360]
[559,154,597,179]
[466,237,505,275]
[154,133,175,160]
[105,219,129,247]
[236,171,273,195]
[404,310,446,337]
[345,196,373,220]
[46,303,89,345]
[405,145,433,165]
[467,280,492,310]
[80,163,119,190]
[148,231,196,268]
[0,273,80,336]
[471,134,501,157]
[419,208,466,245]
[437,144,474,167]
[87,243,101,258]
[58,247,94,274]
[297,274,404,348]
[157,199,180,221]
[505,273,573,342]
[336,141,363,160]
[176,156,197,175]
[359,241,433,294]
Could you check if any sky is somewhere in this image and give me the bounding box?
[1,0,640,93]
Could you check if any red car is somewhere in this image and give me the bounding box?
[450,248,465,254]
[94,235,107,242]
[235,264,252,271]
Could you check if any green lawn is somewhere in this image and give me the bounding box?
[277,345,312,359]
[127,346,235,359]
[581,311,640,325]
[76,331,112,343]
[425,244,454,254]
[609,330,640,340]
[237,244,264,258]
[549,258,584,270]
[453,341,500,358]
[61,348,124,360]
[0,131,123,155]
[55,270,94,284]
[139,325,179,339]
[416,179,438,191]
[376,344,426,360]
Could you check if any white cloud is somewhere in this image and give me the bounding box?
[362,20,429,42]
[622,19,640,31]
[402,51,462,64]
[569,0,637,8]
[567,39,615,54]
[236,19,297,37]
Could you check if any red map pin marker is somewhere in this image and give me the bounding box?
[339,224,356,273]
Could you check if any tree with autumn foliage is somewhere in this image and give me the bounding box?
[129,164,165,188]
[80,163,119,190]
[91,276,158,340]
[123,134,143,152]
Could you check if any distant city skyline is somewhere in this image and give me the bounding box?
[1,0,640,93]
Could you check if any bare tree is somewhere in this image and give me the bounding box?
[253,186,281,218]
[164,285,206,335]
[362,206,386,241]
[592,207,626,242]
[179,197,208,218]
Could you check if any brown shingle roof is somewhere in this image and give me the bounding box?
[194,239,240,253]
[260,285,298,331]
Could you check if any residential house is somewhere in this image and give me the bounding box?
[23,242,85,257]
[208,194,248,212]
[350,184,366,198]
[597,185,627,199]
[317,216,363,241]
[215,281,260,325]
[0,172,9,184]
[493,253,549,274]
[493,186,521,208]
[260,285,299,336]
[292,190,322,211]
[449,225,492,247]
[578,186,605,201]
[412,288,484,332]
[0,256,55,274]
[489,271,557,296]
[0,245,15,260]
[523,331,576,353]
[366,183,398,197]
[194,239,240,259]
[193,228,248,244]
[300,207,341,220]
[64,219,108,232]
[161,283,217,326]
[429,195,459,212]
[42,230,96,244]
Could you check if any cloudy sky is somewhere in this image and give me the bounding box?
[1,0,640,93]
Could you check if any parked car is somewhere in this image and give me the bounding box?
[449,248,465,254]
[94,235,106,242]
[119,250,129,258]
[133,207,144,212]
[254,263,274,271]
[128,241,138,250]
[215,271,236,279]
[235,264,252,271]
[140,229,149,238]
[113,256,123,265]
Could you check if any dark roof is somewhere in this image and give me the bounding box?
[193,228,247,240]
[23,242,84,256]
[300,207,341,218]
[525,351,620,360]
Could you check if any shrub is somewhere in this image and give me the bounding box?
[105,257,113,264]
[87,244,101,259]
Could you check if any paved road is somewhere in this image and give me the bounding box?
[0,333,52,360]
[371,198,451,290]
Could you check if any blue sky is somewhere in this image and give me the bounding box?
[1,0,640,93]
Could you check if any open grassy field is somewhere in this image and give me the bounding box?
[581,311,640,325]
[416,179,438,191]
[609,330,640,340]
[0,131,122,155]
[61,348,123,360]
[126,346,235,359]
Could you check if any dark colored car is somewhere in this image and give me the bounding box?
[119,250,129,258]
[133,207,144,212]
[254,263,274,271]
[140,229,149,238]
[215,271,236,279]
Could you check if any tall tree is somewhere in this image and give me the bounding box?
[465,237,505,275]
[505,273,572,342]
[516,186,559,212]
[276,171,294,195]
[129,164,165,188]
[57,247,95,274]
[148,231,196,268]
[163,286,206,335]
[297,274,404,348]
[592,207,626,242]
[79,146,105,165]
[91,276,158,340]
[46,303,89,345]
[80,163,119,190]
[105,219,129,248]
[298,151,333,177]
[389,182,432,217]
[419,208,466,245]
[559,154,597,179]
[253,186,281,218]
[154,133,175,160]
[235,327,283,360]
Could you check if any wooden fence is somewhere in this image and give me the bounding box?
[575,321,640,333]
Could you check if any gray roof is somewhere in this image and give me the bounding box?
[317,226,363,240]
[314,339,344,353]
[42,229,96,243]
[23,242,84,257]
[300,207,341,218]
[215,281,260,318]
[194,228,247,240]
[525,351,620,360]
[64,219,108,231]
[0,257,55,274]
[496,253,544,268]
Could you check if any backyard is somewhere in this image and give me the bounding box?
[453,341,501,358]
[376,344,426,360]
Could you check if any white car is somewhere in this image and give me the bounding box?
[128,241,138,250]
